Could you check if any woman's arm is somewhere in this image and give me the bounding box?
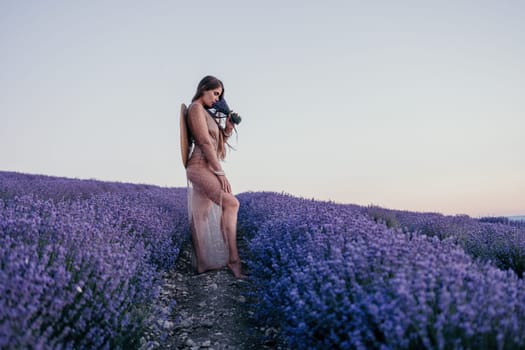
[187,103,224,173]
[224,118,235,138]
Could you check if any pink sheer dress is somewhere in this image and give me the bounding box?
[185,103,229,272]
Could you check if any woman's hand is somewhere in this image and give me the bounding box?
[217,174,231,193]
[224,117,235,137]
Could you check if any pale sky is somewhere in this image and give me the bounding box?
[1,1,524,217]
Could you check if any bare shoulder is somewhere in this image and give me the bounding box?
[187,102,205,118]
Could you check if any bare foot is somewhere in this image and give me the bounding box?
[228,258,246,279]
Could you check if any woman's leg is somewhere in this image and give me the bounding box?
[221,193,245,278]
[187,166,244,277]
[190,190,213,273]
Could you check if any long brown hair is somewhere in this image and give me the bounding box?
[191,75,229,160]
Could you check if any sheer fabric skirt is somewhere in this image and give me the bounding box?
[186,161,229,271]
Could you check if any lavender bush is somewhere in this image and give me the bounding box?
[366,206,525,277]
[238,192,525,349]
[0,171,188,349]
[0,171,157,201]
[479,216,525,228]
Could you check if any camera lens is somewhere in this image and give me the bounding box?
[230,113,242,125]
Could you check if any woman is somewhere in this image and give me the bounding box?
[185,75,244,278]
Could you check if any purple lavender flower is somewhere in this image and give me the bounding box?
[238,192,525,349]
[1,171,188,348]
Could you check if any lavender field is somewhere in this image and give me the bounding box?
[0,171,188,349]
[2,171,525,349]
[237,192,525,349]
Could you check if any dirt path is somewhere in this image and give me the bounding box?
[140,239,285,350]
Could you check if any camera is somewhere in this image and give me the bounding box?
[209,98,242,126]
[229,112,242,125]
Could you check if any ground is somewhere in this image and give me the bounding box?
[139,239,286,350]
